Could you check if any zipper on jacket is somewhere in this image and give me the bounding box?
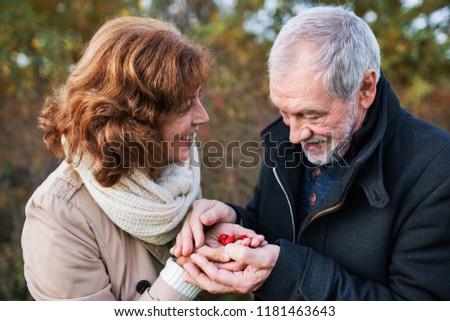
[273,167,296,242]
[301,200,342,232]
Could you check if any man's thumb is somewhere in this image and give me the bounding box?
[225,244,279,269]
[224,243,255,265]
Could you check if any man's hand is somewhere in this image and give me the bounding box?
[182,244,280,294]
[176,223,266,269]
[171,199,238,257]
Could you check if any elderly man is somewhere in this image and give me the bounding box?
[171,6,450,300]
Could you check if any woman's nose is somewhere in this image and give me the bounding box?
[193,102,209,125]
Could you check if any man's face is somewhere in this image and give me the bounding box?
[269,59,366,166]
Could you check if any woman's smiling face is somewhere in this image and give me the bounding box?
[160,88,209,163]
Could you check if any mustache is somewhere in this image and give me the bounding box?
[302,135,329,144]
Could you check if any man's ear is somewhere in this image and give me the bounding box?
[359,69,377,109]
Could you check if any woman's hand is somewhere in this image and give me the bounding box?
[170,199,238,257]
[176,223,266,271]
[203,222,266,250]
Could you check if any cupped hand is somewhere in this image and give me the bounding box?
[204,223,266,249]
[182,244,280,294]
[176,223,267,271]
[170,199,237,257]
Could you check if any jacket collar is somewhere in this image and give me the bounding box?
[260,73,398,209]
[352,74,405,208]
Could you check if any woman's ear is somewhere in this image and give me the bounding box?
[359,69,377,109]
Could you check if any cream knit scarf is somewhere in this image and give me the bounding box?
[67,142,200,246]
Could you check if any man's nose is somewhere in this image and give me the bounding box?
[289,118,312,144]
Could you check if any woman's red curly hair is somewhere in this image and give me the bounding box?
[38,16,213,187]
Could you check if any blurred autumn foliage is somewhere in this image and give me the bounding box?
[0,0,448,300]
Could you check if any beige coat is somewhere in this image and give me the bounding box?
[22,161,192,300]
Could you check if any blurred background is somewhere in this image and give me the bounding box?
[0,0,448,300]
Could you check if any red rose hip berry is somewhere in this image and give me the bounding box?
[218,234,228,245]
[224,235,236,244]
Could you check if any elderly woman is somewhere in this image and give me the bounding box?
[21,16,260,301]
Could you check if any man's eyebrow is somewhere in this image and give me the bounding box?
[296,108,326,115]
[268,95,327,116]
[282,107,327,118]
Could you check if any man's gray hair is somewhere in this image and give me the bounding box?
[268,6,381,102]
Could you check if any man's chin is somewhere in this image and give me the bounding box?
[304,152,331,166]
[302,142,332,166]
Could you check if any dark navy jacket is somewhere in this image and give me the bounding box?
[233,75,450,300]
